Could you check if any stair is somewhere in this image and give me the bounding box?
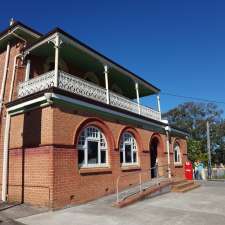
[172,179,200,193]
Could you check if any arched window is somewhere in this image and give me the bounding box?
[77,126,108,167]
[174,143,182,165]
[119,132,138,165]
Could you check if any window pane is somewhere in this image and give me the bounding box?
[125,144,132,163]
[120,151,123,163]
[133,151,137,163]
[78,150,84,165]
[101,150,106,163]
[88,141,98,164]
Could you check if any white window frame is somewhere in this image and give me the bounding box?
[174,143,182,165]
[120,132,138,167]
[77,126,108,168]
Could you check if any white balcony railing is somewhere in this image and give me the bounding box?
[18,70,161,121]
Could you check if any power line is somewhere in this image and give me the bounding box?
[161,92,225,105]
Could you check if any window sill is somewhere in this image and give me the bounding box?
[121,165,141,172]
[174,163,183,168]
[79,167,112,175]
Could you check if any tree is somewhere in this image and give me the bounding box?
[163,102,225,164]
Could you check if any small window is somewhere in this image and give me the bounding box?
[77,126,108,168]
[120,132,138,166]
[174,143,182,165]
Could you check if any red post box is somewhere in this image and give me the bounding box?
[185,161,193,180]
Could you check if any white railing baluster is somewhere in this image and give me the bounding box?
[17,70,161,122]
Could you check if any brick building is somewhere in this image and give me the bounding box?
[0,20,188,208]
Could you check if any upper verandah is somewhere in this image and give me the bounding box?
[0,20,160,99]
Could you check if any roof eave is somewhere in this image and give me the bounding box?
[24,28,160,94]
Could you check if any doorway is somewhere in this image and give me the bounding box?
[150,137,159,178]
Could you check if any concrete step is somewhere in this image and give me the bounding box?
[172,179,187,186]
[172,180,195,190]
[173,183,201,193]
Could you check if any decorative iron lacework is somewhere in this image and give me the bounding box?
[17,70,161,122]
[58,71,107,104]
[18,71,55,98]
[110,92,139,114]
[141,105,161,121]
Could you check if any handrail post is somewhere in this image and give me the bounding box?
[139,173,142,193]
[116,176,120,203]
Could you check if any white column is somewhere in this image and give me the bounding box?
[1,113,10,201]
[54,35,60,87]
[157,95,161,112]
[25,59,31,81]
[165,126,171,179]
[104,65,109,104]
[135,82,141,115]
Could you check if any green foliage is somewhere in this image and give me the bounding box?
[163,102,225,164]
[187,139,208,164]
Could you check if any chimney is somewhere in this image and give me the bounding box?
[9,18,15,26]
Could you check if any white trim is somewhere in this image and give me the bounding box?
[0,26,41,42]
[119,132,138,165]
[104,65,109,104]
[25,60,31,81]
[77,126,108,167]
[135,82,141,115]
[1,114,10,201]
[174,143,182,165]
[7,96,47,113]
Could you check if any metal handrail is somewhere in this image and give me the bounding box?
[116,164,170,203]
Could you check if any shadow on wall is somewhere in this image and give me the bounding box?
[20,108,42,203]
[22,108,42,147]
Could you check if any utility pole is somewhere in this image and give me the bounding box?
[207,121,212,179]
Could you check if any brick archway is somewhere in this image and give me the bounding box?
[149,133,165,178]
[117,127,143,153]
[74,118,115,153]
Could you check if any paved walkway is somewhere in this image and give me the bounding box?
[14,181,225,225]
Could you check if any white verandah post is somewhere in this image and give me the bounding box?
[157,95,161,112]
[135,81,141,115]
[54,34,60,87]
[165,126,172,179]
[25,59,31,81]
[104,65,109,104]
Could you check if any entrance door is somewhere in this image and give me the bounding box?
[150,138,158,178]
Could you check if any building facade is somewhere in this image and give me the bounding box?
[0,21,188,209]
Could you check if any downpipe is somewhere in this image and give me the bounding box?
[1,53,22,202]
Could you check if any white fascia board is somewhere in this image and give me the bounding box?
[7,96,46,114]
[51,93,165,130]
[0,26,41,42]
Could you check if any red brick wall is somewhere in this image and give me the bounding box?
[6,105,188,208]
[8,146,54,207]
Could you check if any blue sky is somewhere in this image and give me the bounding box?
[1,0,225,115]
